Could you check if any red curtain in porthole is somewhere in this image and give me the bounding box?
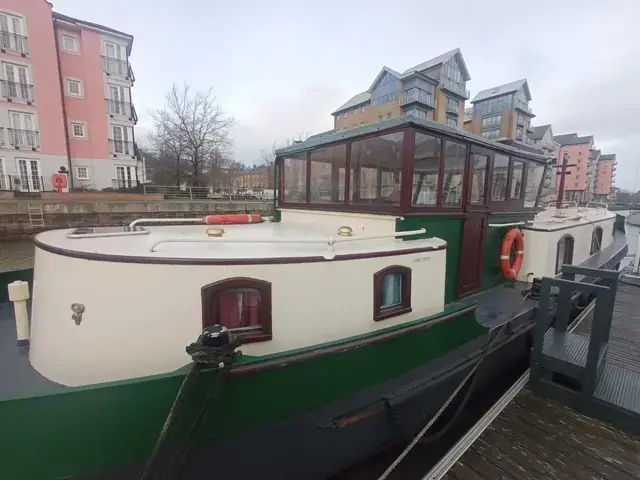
[216,288,261,329]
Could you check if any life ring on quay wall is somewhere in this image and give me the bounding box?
[202,214,263,225]
[500,228,525,280]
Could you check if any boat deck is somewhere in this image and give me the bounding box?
[438,264,640,480]
[0,301,62,398]
[443,387,640,480]
[32,223,447,262]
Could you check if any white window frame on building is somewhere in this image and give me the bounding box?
[0,157,6,190]
[111,124,132,155]
[114,165,136,189]
[2,61,32,103]
[65,78,83,97]
[60,34,79,54]
[0,11,26,55]
[15,158,41,192]
[103,41,127,76]
[76,166,89,180]
[9,110,38,148]
[107,84,130,116]
[70,121,87,139]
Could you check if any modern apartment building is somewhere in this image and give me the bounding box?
[465,79,535,145]
[332,49,470,131]
[0,0,137,192]
[553,133,595,203]
[594,153,616,199]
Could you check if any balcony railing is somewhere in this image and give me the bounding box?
[526,124,534,133]
[0,80,35,103]
[514,100,532,114]
[516,116,525,126]
[439,77,470,99]
[109,139,135,156]
[0,174,53,192]
[112,177,137,189]
[400,88,434,108]
[101,56,132,78]
[106,99,137,122]
[0,31,28,55]
[446,103,459,115]
[8,128,40,149]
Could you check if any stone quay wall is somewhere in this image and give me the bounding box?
[0,199,272,242]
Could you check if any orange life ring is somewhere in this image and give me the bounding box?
[500,228,524,280]
[202,214,263,225]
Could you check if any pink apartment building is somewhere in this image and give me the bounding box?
[553,133,616,202]
[0,0,137,192]
[553,133,594,202]
[594,154,616,199]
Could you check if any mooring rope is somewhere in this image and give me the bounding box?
[378,293,531,480]
[140,331,242,480]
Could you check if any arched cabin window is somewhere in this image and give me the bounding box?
[201,278,272,343]
[590,226,603,255]
[556,235,575,274]
[373,266,412,321]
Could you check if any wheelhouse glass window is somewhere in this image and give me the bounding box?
[510,160,525,199]
[201,278,272,343]
[373,266,412,321]
[412,133,441,206]
[282,154,307,203]
[309,144,346,203]
[350,132,403,206]
[556,235,575,274]
[524,163,545,207]
[442,141,466,206]
[492,154,509,201]
[590,226,603,255]
[470,154,488,204]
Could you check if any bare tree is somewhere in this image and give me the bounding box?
[149,83,234,186]
[258,132,310,167]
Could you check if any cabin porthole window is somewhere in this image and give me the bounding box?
[555,235,575,274]
[201,278,272,343]
[374,266,412,321]
[590,226,603,255]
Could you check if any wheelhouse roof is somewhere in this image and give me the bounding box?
[276,115,548,164]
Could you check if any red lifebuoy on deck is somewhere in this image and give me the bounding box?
[202,214,263,225]
[500,228,525,280]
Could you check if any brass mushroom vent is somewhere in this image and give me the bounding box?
[337,226,353,237]
[206,227,225,237]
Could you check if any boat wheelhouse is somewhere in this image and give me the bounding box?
[276,115,549,302]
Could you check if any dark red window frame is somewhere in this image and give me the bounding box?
[373,265,412,321]
[201,277,272,343]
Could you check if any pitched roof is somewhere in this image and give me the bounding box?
[554,133,594,146]
[276,115,548,164]
[472,79,531,103]
[52,12,134,52]
[402,48,470,81]
[530,124,551,141]
[333,48,469,115]
[331,91,371,115]
[600,154,616,161]
[367,66,403,92]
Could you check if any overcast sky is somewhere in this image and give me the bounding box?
[53,0,639,189]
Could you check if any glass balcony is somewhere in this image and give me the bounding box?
[400,88,434,108]
[439,77,470,99]
[514,100,532,114]
[109,139,135,156]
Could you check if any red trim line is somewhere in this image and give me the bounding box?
[33,238,446,266]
